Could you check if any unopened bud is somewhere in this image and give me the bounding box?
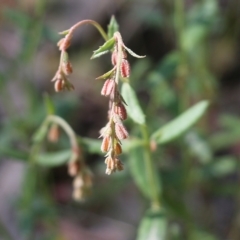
[68,161,80,177]
[101,79,115,96]
[63,61,73,75]
[114,103,127,120]
[48,124,60,143]
[120,59,130,78]
[54,79,64,92]
[115,123,129,140]
[101,136,111,152]
[114,142,122,155]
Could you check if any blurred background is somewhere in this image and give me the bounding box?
[1,0,240,239]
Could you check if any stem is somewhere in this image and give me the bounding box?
[114,32,123,85]
[140,124,161,209]
[64,20,108,41]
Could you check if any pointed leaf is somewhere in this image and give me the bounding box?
[123,44,146,58]
[107,16,119,38]
[96,67,116,80]
[151,101,209,144]
[91,37,115,59]
[36,150,71,167]
[129,147,161,200]
[121,82,146,124]
[137,209,167,240]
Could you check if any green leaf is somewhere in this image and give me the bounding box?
[36,150,71,167]
[95,67,115,80]
[91,37,115,59]
[137,209,167,240]
[81,137,102,154]
[107,16,119,38]
[123,44,146,58]
[121,82,146,125]
[151,101,209,144]
[209,156,238,177]
[129,147,161,200]
[43,93,55,115]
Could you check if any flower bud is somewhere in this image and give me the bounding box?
[54,79,64,92]
[114,142,122,155]
[68,161,80,177]
[114,103,127,120]
[101,79,115,96]
[48,124,60,143]
[120,59,130,78]
[63,61,73,75]
[115,123,128,140]
[101,136,111,152]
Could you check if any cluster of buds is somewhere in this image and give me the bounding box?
[51,32,74,92]
[68,147,92,201]
[99,35,132,175]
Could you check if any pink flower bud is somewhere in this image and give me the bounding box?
[101,136,111,152]
[120,59,130,78]
[54,79,64,92]
[101,79,115,96]
[114,142,122,155]
[114,103,127,120]
[63,61,73,75]
[115,123,128,140]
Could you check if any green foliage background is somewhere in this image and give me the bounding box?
[1,0,240,239]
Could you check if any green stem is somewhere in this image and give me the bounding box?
[140,124,161,210]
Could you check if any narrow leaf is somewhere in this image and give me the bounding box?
[123,44,146,58]
[151,101,209,144]
[96,67,116,80]
[107,16,119,38]
[129,147,161,200]
[91,37,115,59]
[137,209,167,240]
[121,82,146,124]
[36,150,71,167]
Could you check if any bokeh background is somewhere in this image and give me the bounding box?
[1,0,240,239]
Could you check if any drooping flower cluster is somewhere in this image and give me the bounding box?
[51,32,74,92]
[99,35,131,175]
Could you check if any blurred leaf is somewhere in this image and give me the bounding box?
[81,137,101,154]
[189,230,217,240]
[185,131,212,164]
[3,8,30,29]
[137,209,167,240]
[157,51,180,80]
[43,93,55,115]
[0,148,28,161]
[121,82,146,124]
[32,121,49,143]
[107,16,119,39]
[91,37,115,59]
[209,156,238,177]
[36,150,71,167]
[151,101,209,144]
[129,147,161,200]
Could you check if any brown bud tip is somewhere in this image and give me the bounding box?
[48,124,60,143]
[114,142,122,155]
[111,50,117,66]
[115,123,129,140]
[54,79,64,92]
[101,136,111,152]
[57,34,72,51]
[68,161,80,177]
[114,103,127,120]
[120,59,130,78]
[101,79,115,96]
[150,140,157,152]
